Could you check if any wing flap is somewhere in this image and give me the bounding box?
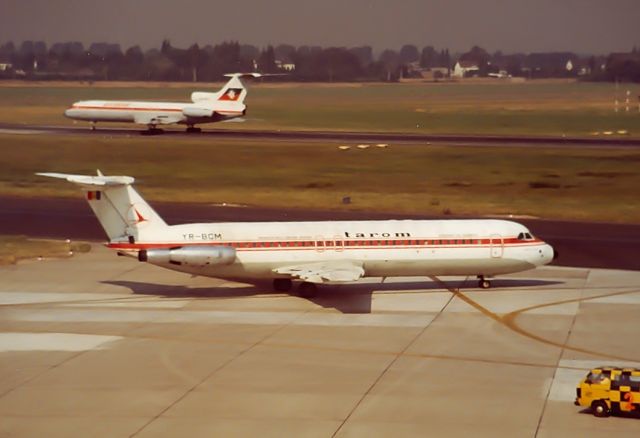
[273,261,364,284]
[133,113,182,125]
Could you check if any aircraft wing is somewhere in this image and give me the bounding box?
[133,113,183,125]
[273,261,365,284]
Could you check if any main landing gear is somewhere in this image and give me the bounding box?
[271,279,317,298]
[141,126,164,136]
[186,125,202,133]
[272,278,292,292]
[477,275,491,289]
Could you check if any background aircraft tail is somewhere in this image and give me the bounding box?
[191,72,263,104]
[37,171,168,243]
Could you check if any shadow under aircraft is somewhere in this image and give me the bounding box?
[102,278,562,315]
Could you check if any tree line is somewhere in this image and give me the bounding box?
[0,40,638,82]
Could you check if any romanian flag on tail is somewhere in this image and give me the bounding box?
[87,191,101,200]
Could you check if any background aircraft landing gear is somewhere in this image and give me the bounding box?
[477,275,491,289]
[298,282,317,298]
[186,126,202,133]
[273,278,292,292]
[141,127,164,136]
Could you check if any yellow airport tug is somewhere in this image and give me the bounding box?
[575,366,640,417]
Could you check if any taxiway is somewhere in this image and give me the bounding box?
[1,245,639,437]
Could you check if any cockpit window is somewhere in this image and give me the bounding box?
[518,232,534,240]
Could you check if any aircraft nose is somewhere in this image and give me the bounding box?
[64,108,73,118]
[537,243,555,265]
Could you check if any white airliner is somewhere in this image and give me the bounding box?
[64,73,260,134]
[38,171,556,296]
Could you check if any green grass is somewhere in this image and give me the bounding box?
[0,235,91,265]
[1,133,639,223]
[1,80,638,137]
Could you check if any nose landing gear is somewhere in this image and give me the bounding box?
[477,275,491,289]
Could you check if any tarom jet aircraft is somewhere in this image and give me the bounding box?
[38,171,557,297]
[63,73,260,134]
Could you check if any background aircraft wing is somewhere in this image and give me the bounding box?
[133,113,182,125]
[273,261,365,283]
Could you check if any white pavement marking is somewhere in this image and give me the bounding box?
[63,300,191,309]
[0,332,122,352]
[5,308,434,328]
[0,292,128,305]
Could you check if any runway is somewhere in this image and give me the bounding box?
[1,195,639,271]
[1,244,639,437]
[1,122,639,148]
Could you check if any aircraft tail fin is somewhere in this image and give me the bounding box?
[37,171,168,243]
[190,72,262,106]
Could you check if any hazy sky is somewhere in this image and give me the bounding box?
[1,0,638,54]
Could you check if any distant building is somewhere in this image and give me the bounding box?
[0,62,12,71]
[275,60,295,71]
[452,60,479,78]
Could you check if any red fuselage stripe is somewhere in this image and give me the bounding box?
[70,105,243,115]
[108,237,545,251]
[72,105,183,112]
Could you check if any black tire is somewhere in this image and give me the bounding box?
[298,282,317,298]
[273,278,292,292]
[592,400,610,418]
[479,279,491,289]
[141,128,163,136]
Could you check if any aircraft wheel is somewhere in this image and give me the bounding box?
[273,278,292,292]
[141,128,164,136]
[298,282,317,298]
[478,278,491,289]
[186,127,202,133]
[592,400,610,418]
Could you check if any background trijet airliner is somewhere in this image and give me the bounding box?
[38,171,556,296]
[64,73,260,134]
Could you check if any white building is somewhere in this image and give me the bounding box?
[452,60,479,78]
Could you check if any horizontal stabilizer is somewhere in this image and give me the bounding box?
[37,171,134,187]
[223,72,264,78]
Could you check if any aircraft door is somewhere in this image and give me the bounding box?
[490,234,504,258]
[334,235,344,252]
[315,236,325,253]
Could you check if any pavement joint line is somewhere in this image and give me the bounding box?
[127,305,316,438]
[443,276,640,363]
[533,269,589,437]
[0,347,91,400]
[330,275,459,437]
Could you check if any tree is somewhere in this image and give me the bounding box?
[258,45,277,73]
[275,44,295,62]
[420,46,437,68]
[187,43,203,82]
[379,49,400,81]
[399,44,419,64]
[349,46,373,66]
